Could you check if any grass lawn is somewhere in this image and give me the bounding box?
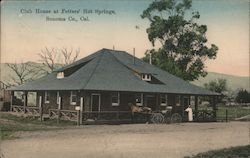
[185,145,250,158]
[216,106,250,120]
[0,112,76,140]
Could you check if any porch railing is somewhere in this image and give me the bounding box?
[48,110,147,123]
[12,105,25,113]
[12,105,40,116]
[26,106,40,116]
[194,110,216,122]
[49,109,78,121]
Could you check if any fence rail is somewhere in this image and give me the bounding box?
[12,105,25,113]
[49,109,78,121]
[82,111,138,123]
[26,106,40,116]
[194,110,216,122]
[48,110,148,123]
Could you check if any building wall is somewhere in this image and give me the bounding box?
[36,90,190,115]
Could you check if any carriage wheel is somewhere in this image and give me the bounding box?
[150,113,165,124]
[171,113,182,123]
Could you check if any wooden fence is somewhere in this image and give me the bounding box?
[12,105,40,117]
[194,110,216,122]
[48,109,148,124]
[49,109,78,121]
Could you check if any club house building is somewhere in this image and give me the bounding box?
[9,48,219,123]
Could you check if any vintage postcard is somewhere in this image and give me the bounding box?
[0,0,249,158]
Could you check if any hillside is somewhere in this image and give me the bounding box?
[0,63,249,91]
[191,72,249,91]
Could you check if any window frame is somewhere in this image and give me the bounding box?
[135,93,143,106]
[142,74,151,81]
[56,72,64,79]
[176,95,181,106]
[44,91,50,104]
[160,94,168,106]
[111,92,120,106]
[70,91,77,105]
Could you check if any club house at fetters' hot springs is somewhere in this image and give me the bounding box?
[9,48,220,124]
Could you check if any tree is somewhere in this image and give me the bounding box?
[141,0,218,81]
[235,89,250,103]
[38,47,80,73]
[204,78,227,94]
[6,62,41,85]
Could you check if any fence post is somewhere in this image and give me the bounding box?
[226,109,228,122]
[10,91,14,112]
[39,96,43,121]
[80,97,83,125]
[57,97,61,124]
[77,109,80,126]
[23,91,27,114]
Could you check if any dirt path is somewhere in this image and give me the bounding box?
[1,122,249,158]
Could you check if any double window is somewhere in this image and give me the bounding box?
[44,91,50,103]
[142,74,151,81]
[56,72,64,79]
[160,94,168,106]
[111,92,120,106]
[70,91,77,105]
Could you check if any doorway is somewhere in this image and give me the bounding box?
[145,95,156,111]
[91,94,100,111]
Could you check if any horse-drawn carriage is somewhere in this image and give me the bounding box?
[129,103,182,124]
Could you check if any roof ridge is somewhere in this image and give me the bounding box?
[81,50,105,89]
[107,50,142,74]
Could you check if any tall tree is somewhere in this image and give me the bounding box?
[38,47,80,73]
[235,89,250,103]
[141,0,218,81]
[6,62,41,85]
[204,78,227,94]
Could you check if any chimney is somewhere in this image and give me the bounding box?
[149,53,152,65]
[113,45,115,50]
[133,48,135,65]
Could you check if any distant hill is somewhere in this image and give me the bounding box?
[191,72,249,91]
[0,63,249,91]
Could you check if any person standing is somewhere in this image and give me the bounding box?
[185,105,193,122]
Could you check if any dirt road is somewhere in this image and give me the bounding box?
[1,122,249,158]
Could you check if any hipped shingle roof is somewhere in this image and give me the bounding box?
[10,48,219,95]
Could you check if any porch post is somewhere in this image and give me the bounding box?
[10,91,14,112]
[180,95,184,118]
[57,96,61,124]
[194,96,198,121]
[212,96,217,121]
[80,97,83,125]
[23,91,28,113]
[39,96,43,121]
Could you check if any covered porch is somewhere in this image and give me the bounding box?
[10,90,219,124]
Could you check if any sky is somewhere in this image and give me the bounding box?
[1,0,249,77]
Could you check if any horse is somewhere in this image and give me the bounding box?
[128,103,152,123]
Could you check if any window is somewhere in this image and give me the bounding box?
[190,96,195,106]
[70,91,77,105]
[44,91,50,103]
[142,74,151,81]
[56,91,60,105]
[175,95,181,106]
[57,72,64,79]
[135,93,143,106]
[111,92,120,106]
[160,94,167,106]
